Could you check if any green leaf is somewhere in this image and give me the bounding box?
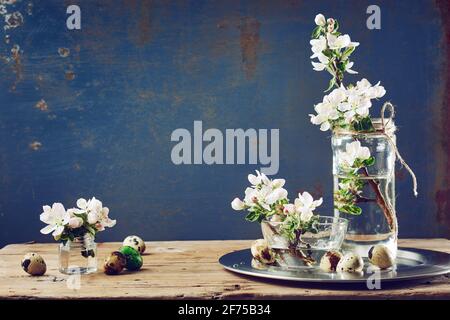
[362,156,375,167]
[334,20,340,32]
[311,26,322,39]
[352,117,375,132]
[337,61,347,72]
[324,77,336,92]
[337,204,362,215]
[341,46,355,60]
[245,211,259,222]
[322,49,334,59]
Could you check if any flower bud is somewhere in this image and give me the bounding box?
[231,198,245,210]
[68,217,83,229]
[327,18,335,33]
[314,14,326,26]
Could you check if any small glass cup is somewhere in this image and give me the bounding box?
[58,234,98,274]
[261,216,348,269]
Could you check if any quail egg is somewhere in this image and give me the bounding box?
[119,246,143,271]
[251,258,270,270]
[337,252,364,273]
[21,253,46,276]
[368,245,395,269]
[103,251,127,275]
[251,239,276,264]
[123,235,146,254]
[319,250,343,272]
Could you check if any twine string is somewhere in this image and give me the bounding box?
[381,102,418,197]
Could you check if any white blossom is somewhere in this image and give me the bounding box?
[74,197,115,231]
[40,203,70,237]
[310,86,346,131]
[248,170,270,186]
[310,36,327,59]
[284,192,323,222]
[231,198,245,210]
[310,79,387,131]
[232,172,288,212]
[338,141,371,168]
[311,52,329,71]
[314,14,326,26]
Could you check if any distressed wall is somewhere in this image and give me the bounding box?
[0,0,449,246]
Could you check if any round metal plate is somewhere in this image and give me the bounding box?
[219,247,450,283]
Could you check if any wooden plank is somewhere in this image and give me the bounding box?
[0,239,449,299]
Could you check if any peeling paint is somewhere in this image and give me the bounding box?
[65,70,75,81]
[58,47,70,58]
[10,44,22,90]
[239,17,260,80]
[127,0,153,47]
[28,141,42,151]
[34,99,48,112]
[4,11,23,29]
[26,1,32,15]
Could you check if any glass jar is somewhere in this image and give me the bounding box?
[261,216,348,269]
[59,234,98,274]
[332,119,397,258]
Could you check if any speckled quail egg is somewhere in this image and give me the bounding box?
[337,252,364,273]
[251,258,270,270]
[21,253,46,276]
[319,250,343,272]
[251,239,276,265]
[119,246,143,271]
[123,235,146,254]
[368,245,395,269]
[103,251,127,275]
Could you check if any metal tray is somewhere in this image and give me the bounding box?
[219,247,450,283]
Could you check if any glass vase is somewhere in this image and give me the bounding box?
[58,234,98,274]
[261,216,348,269]
[332,119,397,258]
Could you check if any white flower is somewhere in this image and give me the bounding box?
[248,170,270,186]
[283,192,322,222]
[231,198,245,210]
[68,216,83,229]
[264,186,288,204]
[310,36,327,59]
[283,203,296,215]
[314,14,326,26]
[271,178,286,189]
[95,206,116,231]
[74,197,115,231]
[326,33,359,50]
[242,184,288,211]
[338,141,371,168]
[40,203,70,237]
[345,61,358,74]
[311,52,329,71]
[326,33,348,50]
[309,86,345,131]
[295,192,323,222]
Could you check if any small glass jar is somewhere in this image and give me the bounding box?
[261,216,348,269]
[332,119,397,258]
[58,234,98,274]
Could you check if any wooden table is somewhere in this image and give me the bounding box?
[0,239,449,299]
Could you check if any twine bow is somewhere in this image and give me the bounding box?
[381,102,419,197]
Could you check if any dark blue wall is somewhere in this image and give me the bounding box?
[0,0,449,247]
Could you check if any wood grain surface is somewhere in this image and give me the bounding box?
[0,239,449,299]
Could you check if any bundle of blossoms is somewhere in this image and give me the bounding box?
[308,13,417,229]
[231,171,323,239]
[40,197,116,243]
[309,13,387,132]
